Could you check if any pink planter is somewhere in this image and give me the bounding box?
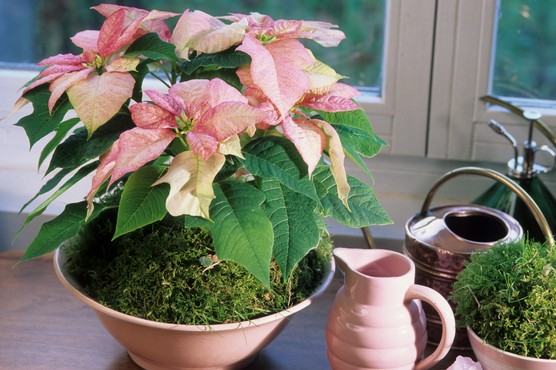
[468,327,556,370]
[54,248,335,370]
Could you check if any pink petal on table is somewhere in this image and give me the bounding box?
[446,356,483,370]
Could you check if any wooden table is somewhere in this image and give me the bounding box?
[0,250,473,369]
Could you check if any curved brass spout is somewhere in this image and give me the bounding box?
[420,167,555,247]
[480,95,556,148]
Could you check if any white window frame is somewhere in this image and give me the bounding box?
[358,0,436,157]
[428,0,556,162]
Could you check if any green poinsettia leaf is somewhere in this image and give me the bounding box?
[15,85,72,148]
[180,50,249,89]
[38,118,81,169]
[181,50,250,75]
[334,124,385,158]
[318,109,383,137]
[125,33,179,62]
[19,167,74,214]
[190,69,242,90]
[260,178,320,280]
[20,201,108,261]
[333,124,386,177]
[129,61,151,103]
[46,113,134,174]
[16,161,99,239]
[242,136,319,202]
[318,110,387,177]
[209,180,274,287]
[313,165,392,227]
[183,215,212,229]
[113,166,169,239]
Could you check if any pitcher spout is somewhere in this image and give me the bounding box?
[333,248,414,305]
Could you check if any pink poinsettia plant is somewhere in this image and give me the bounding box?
[10,4,390,285]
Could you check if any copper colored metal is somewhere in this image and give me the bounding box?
[404,204,523,348]
[404,167,540,349]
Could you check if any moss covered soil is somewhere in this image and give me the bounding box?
[451,239,556,359]
[63,212,331,325]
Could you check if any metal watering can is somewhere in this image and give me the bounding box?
[404,167,554,349]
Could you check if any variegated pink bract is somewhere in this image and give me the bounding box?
[171,10,248,59]
[18,5,178,136]
[87,78,268,217]
[222,12,346,47]
[167,9,357,205]
[171,9,345,59]
[235,35,360,207]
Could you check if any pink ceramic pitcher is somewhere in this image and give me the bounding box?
[326,248,455,370]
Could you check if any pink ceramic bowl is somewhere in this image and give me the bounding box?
[54,248,335,370]
[468,327,556,370]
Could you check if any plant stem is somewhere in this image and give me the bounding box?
[149,71,171,89]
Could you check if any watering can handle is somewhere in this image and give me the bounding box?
[420,167,555,247]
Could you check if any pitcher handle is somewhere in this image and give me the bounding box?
[405,284,455,370]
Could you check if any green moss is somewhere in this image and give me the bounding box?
[451,239,556,359]
[64,211,331,325]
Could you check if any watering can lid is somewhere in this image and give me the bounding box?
[405,204,523,255]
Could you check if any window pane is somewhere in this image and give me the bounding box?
[0,0,385,91]
[491,0,556,102]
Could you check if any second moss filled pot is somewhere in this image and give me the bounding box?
[53,221,335,370]
[467,327,556,370]
[451,237,556,369]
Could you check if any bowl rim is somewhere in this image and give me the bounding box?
[53,246,336,332]
[467,326,556,364]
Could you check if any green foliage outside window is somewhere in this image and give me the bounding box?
[492,0,556,101]
[5,1,556,102]
[5,0,385,89]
